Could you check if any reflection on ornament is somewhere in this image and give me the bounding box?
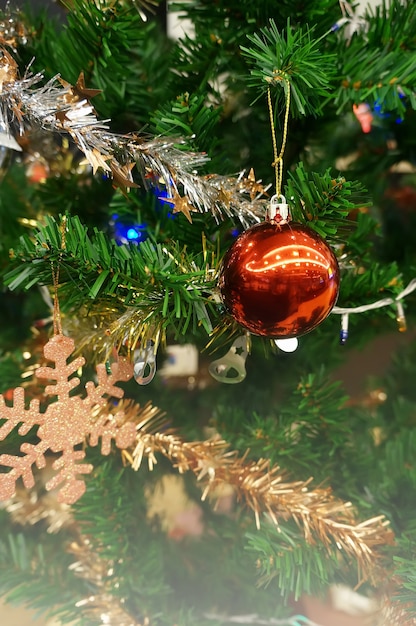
[275,337,298,353]
[219,221,340,338]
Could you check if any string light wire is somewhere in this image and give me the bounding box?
[204,613,323,626]
[331,278,416,342]
[332,278,416,315]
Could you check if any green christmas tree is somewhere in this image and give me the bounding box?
[0,0,416,624]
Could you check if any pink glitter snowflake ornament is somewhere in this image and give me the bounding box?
[0,334,137,504]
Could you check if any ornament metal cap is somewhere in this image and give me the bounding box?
[269,193,289,222]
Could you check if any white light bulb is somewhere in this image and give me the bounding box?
[275,337,299,352]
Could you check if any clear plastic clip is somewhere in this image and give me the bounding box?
[209,335,250,384]
[133,340,157,385]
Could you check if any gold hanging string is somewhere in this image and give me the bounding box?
[51,216,67,336]
[267,80,291,197]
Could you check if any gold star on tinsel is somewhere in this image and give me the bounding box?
[58,72,101,106]
[55,109,71,124]
[241,168,268,200]
[218,186,233,209]
[163,189,197,223]
[82,148,112,175]
[110,160,139,194]
[74,72,102,101]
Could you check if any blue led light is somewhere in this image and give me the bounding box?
[373,96,406,124]
[111,213,148,245]
[127,227,140,240]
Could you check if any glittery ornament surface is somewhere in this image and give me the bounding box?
[219,220,340,338]
[0,334,136,504]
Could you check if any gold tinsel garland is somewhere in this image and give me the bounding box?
[120,400,416,625]
[115,400,393,580]
[2,398,413,626]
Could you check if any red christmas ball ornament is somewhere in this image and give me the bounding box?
[219,219,340,338]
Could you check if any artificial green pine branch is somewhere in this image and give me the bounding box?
[4,215,217,352]
[150,92,222,157]
[331,2,416,113]
[335,45,416,114]
[284,163,369,239]
[393,549,416,617]
[338,259,402,305]
[364,0,416,52]
[213,368,375,498]
[0,530,84,625]
[21,0,172,125]
[171,0,341,36]
[241,20,336,117]
[246,519,356,602]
